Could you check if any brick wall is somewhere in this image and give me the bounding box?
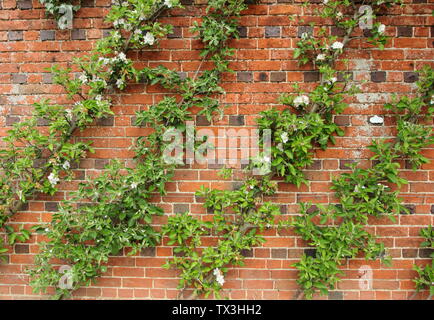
[0,0,433,299]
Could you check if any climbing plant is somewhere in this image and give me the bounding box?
[3,0,430,301]
[162,0,430,300]
[39,0,81,29]
[27,0,248,298]
[0,0,180,259]
[413,226,433,298]
[289,65,433,299]
[163,177,280,299]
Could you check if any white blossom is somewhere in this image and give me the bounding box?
[336,12,343,19]
[293,95,310,107]
[143,32,155,46]
[316,53,326,61]
[164,0,173,8]
[48,172,59,187]
[327,77,337,85]
[95,95,102,101]
[116,78,124,88]
[331,41,344,50]
[112,31,121,40]
[98,57,110,65]
[323,0,328,4]
[301,32,309,39]
[277,143,284,151]
[378,24,386,34]
[263,155,271,163]
[430,95,434,105]
[113,18,125,28]
[117,52,127,62]
[281,132,289,143]
[134,29,142,35]
[78,73,88,84]
[213,268,225,286]
[62,161,70,170]
[131,182,138,189]
[66,109,73,120]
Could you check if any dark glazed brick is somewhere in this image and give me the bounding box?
[71,29,86,40]
[329,291,343,300]
[371,71,386,83]
[95,159,109,169]
[331,26,345,37]
[45,202,59,212]
[96,116,114,126]
[400,204,415,215]
[304,248,316,257]
[18,203,29,211]
[334,115,350,126]
[402,249,418,258]
[265,26,281,38]
[196,115,211,126]
[232,181,244,190]
[237,72,253,82]
[178,72,187,80]
[297,26,313,38]
[404,72,419,83]
[8,31,23,41]
[241,249,254,257]
[141,247,156,257]
[337,71,353,82]
[431,205,434,214]
[419,248,433,258]
[208,163,224,169]
[304,71,319,82]
[270,72,286,82]
[73,170,85,181]
[271,249,287,259]
[259,72,268,81]
[229,115,245,126]
[306,205,318,214]
[306,160,321,170]
[40,30,55,41]
[237,26,247,38]
[363,29,373,38]
[15,244,29,254]
[413,0,427,3]
[81,0,95,6]
[279,205,287,214]
[168,27,182,39]
[180,0,193,4]
[12,74,27,84]
[37,118,50,126]
[102,29,112,38]
[17,0,32,9]
[340,160,355,170]
[174,203,189,213]
[397,26,412,37]
[6,116,19,126]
